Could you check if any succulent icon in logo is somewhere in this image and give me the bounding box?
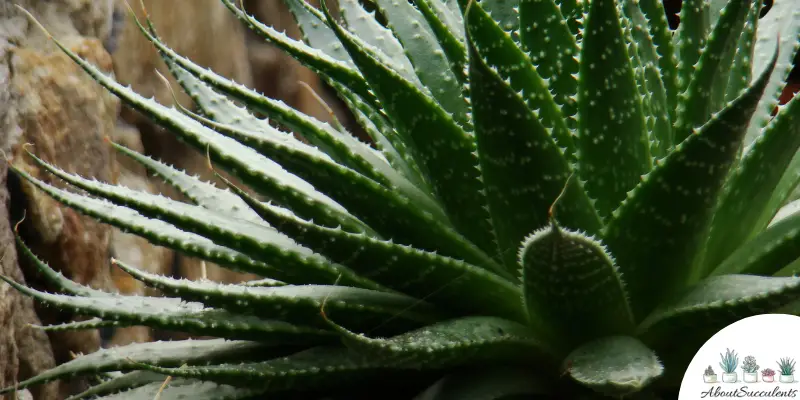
[778,358,796,383]
[743,356,759,383]
[720,349,740,383]
[762,368,776,383]
[704,365,718,383]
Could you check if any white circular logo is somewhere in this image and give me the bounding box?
[679,314,800,399]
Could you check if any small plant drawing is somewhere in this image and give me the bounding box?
[720,349,739,383]
[778,358,796,383]
[763,368,776,383]
[720,349,739,373]
[743,356,759,382]
[743,356,759,373]
[704,365,719,383]
[778,358,796,374]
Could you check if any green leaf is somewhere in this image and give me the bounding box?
[771,198,800,228]
[241,277,286,287]
[219,0,374,102]
[338,0,419,83]
[758,151,800,235]
[476,0,521,34]
[620,13,657,159]
[328,316,553,367]
[413,367,550,400]
[322,2,499,259]
[725,0,763,102]
[674,0,711,94]
[638,275,800,347]
[0,339,265,393]
[25,225,262,305]
[283,0,355,65]
[708,0,729,21]
[372,0,471,128]
[0,276,333,344]
[330,80,432,193]
[168,90,442,220]
[553,0,583,37]
[564,336,663,397]
[673,0,756,144]
[66,371,167,400]
[602,45,779,320]
[112,259,442,332]
[710,203,800,277]
[468,39,602,270]
[413,0,468,83]
[120,347,405,391]
[464,0,576,162]
[111,142,262,222]
[445,0,463,27]
[414,0,466,46]
[622,0,673,157]
[637,0,679,118]
[577,0,651,218]
[743,0,800,148]
[184,111,505,275]
[704,92,800,271]
[149,34,407,196]
[10,166,288,281]
[90,380,264,400]
[520,221,634,347]
[518,0,580,130]
[19,156,383,290]
[174,91,440,218]
[219,180,524,322]
[775,254,800,277]
[15,232,98,296]
[31,318,119,332]
[157,61,442,236]
[44,30,368,233]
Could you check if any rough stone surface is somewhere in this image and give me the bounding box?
[11,37,118,282]
[11,37,118,285]
[10,35,120,400]
[0,1,122,398]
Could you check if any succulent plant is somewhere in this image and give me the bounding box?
[762,368,776,377]
[705,366,716,376]
[743,355,759,373]
[779,358,797,376]
[720,349,740,374]
[2,0,800,398]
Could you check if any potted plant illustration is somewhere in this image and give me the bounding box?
[743,356,759,383]
[763,368,776,383]
[704,366,719,383]
[720,349,739,383]
[778,358,796,383]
